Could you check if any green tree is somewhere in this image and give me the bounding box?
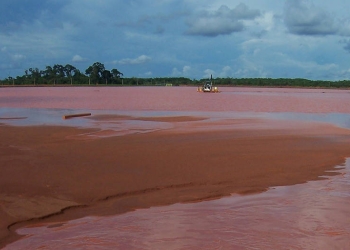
[28,67,41,85]
[43,66,56,84]
[85,62,105,85]
[111,68,123,78]
[64,64,77,85]
[102,70,112,84]
[52,64,65,84]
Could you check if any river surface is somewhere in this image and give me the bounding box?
[1,87,350,133]
[1,86,350,249]
[1,86,350,113]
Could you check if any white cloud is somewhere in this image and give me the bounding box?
[255,11,275,32]
[117,55,151,65]
[203,69,215,78]
[172,65,191,76]
[183,66,191,74]
[219,66,232,77]
[284,0,338,36]
[186,3,260,37]
[72,55,85,62]
[11,54,26,61]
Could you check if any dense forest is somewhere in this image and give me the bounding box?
[1,61,350,88]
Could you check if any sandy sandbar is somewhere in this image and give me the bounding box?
[1,116,350,247]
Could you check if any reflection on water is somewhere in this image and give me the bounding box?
[1,108,350,137]
[0,108,92,127]
[6,160,350,250]
[1,86,350,134]
[266,112,350,130]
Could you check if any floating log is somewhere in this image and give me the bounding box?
[0,117,27,120]
[62,113,91,119]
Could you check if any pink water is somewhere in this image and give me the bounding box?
[5,161,350,250]
[1,86,350,132]
[0,86,350,113]
[1,86,350,249]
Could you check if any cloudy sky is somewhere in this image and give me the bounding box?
[2,0,350,80]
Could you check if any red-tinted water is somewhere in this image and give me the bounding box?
[1,86,349,133]
[1,86,350,113]
[1,87,350,249]
[5,161,350,250]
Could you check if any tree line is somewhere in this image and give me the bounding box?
[1,62,123,86]
[213,77,350,88]
[1,63,350,88]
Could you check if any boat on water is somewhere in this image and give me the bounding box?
[197,75,219,93]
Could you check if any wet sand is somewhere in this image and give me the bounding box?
[8,160,350,249]
[1,117,350,248]
[1,87,350,248]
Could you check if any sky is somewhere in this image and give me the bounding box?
[2,0,350,80]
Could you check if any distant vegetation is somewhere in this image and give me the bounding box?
[1,61,350,88]
[213,77,350,88]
